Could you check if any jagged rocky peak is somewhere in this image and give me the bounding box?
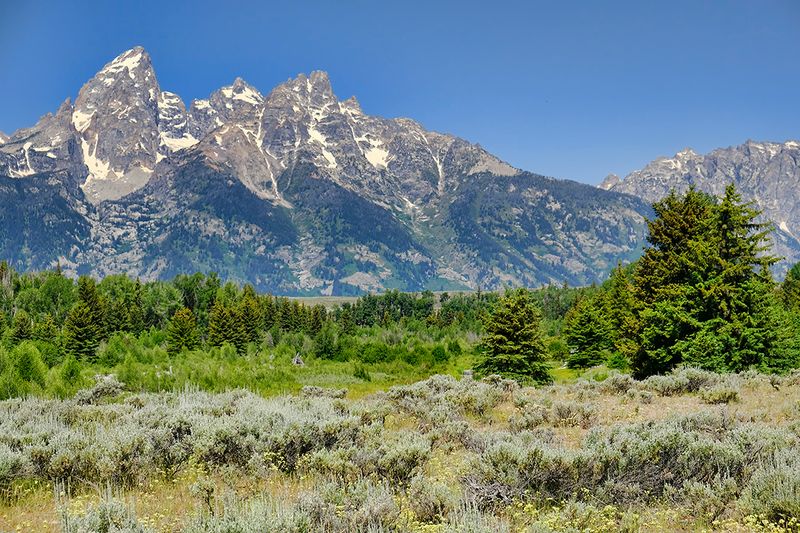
[599,173,620,190]
[72,46,162,203]
[603,138,800,275]
[0,46,658,293]
[157,91,198,156]
[0,98,78,178]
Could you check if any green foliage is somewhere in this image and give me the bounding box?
[166,308,200,356]
[563,295,613,369]
[313,320,340,360]
[207,300,244,354]
[11,341,46,387]
[77,275,106,339]
[62,302,102,362]
[781,262,800,309]
[9,309,32,344]
[475,288,550,384]
[619,185,788,377]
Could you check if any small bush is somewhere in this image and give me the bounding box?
[74,374,126,405]
[700,385,740,404]
[60,495,150,533]
[739,450,800,523]
[550,400,596,428]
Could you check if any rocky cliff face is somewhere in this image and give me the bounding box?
[602,140,800,273]
[0,47,652,294]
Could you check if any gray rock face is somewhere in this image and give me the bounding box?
[0,47,654,293]
[603,140,800,272]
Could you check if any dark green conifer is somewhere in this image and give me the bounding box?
[475,288,550,384]
[9,310,32,344]
[63,302,102,362]
[166,308,200,355]
[564,296,613,368]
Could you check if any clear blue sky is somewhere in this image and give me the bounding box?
[1,0,798,184]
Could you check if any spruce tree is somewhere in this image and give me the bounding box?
[128,279,145,334]
[9,310,32,344]
[475,288,550,384]
[77,276,106,339]
[313,320,339,359]
[564,296,613,369]
[338,304,356,336]
[166,308,199,355]
[631,185,782,376]
[32,314,58,342]
[781,263,800,310]
[208,301,245,354]
[63,302,102,362]
[308,305,326,336]
[238,288,262,346]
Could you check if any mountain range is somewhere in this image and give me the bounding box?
[601,139,800,274]
[1,47,796,294]
[0,47,654,294]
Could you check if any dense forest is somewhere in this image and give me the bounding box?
[0,185,799,403]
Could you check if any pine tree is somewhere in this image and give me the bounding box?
[313,320,339,359]
[604,264,639,360]
[9,310,32,344]
[166,308,199,355]
[77,276,106,339]
[338,304,356,336]
[63,302,102,362]
[475,288,550,384]
[781,263,800,309]
[238,287,262,346]
[32,313,58,342]
[261,295,277,330]
[128,280,146,335]
[308,305,326,336]
[564,296,613,369]
[631,185,782,376]
[208,301,245,353]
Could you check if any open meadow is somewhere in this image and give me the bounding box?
[1,367,799,532]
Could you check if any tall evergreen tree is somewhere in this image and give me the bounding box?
[63,302,102,362]
[308,305,326,336]
[166,308,199,355]
[564,296,613,369]
[475,288,550,384]
[9,310,32,344]
[313,320,339,359]
[781,262,800,310]
[32,314,58,343]
[208,301,245,353]
[632,185,782,376]
[338,304,356,336]
[238,286,262,345]
[77,276,106,339]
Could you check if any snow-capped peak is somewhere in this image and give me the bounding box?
[99,46,151,80]
[220,77,264,105]
[0,131,8,145]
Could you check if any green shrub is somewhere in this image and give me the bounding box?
[12,342,46,387]
[353,364,371,382]
[739,450,800,523]
[431,345,448,364]
[700,385,740,404]
[361,342,392,364]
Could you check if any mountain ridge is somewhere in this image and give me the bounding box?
[0,46,652,294]
[602,138,800,273]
